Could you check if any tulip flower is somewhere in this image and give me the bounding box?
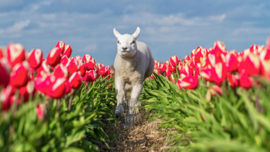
[159,63,167,73]
[53,64,68,79]
[0,85,13,111]
[83,54,95,70]
[81,71,90,81]
[169,56,180,67]
[238,53,260,76]
[227,73,239,88]
[0,47,4,59]
[28,49,43,69]
[48,77,67,99]
[210,41,226,57]
[213,62,227,86]
[88,70,97,82]
[200,65,216,83]
[211,85,223,95]
[66,58,79,75]
[79,63,86,77]
[0,59,11,87]
[10,61,30,88]
[168,61,176,72]
[63,45,72,57]
[99,66,110,77]
[69,72,82,89]
[35,74,55,95]
[177,75,198,90]
[55,41,65,53]
[225,51,238,72]
[267,36,270,51]
[83,54,93,63]
[61,55,69,66]
[19,80,35,102]
[170,74,175,83]
[36,104,45,120]
[7,43,26,67]
[46,47,61,67]
[259,49,270,61]
[193,46,203,63]
[250,45,258,53]
[261,60,270,80]
[65,81,72,94]
[184,55,191,63]
[165,67,172,77]
[36,61,51,78]
[239,72,253,89]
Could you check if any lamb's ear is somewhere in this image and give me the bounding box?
[132,27,140,40]
[113,28,121,39]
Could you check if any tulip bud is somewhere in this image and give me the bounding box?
[0,85,13,111]
[63,45,72,57]
[238,53,261,76]
[55,41,65,53]
[19,80,35,102]
[69,72,82,89]
[177,75,198,90]
[213,62,227,86]
[46,47,61,67]
[239,72,253,89]
[225,51,238,72]
[36,61,51,78]
[169,56,180,67]
[28,49,43,69]
[61,55,69,66]
[53,64,68,79]
[36,103,46,120]
[79,63,86,77]
[0,47,4,59]
[49,77,67,99]
[88,70,97,82]
[10,61,30,88]
[0,59,11,87]
[227,73,239,88]
[66,58,79,75]
[184,55,191,63]
[99,66,110,77]
[7,43,26,67]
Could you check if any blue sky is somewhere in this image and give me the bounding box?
[0,0,270,65]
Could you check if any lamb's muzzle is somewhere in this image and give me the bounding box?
[113,27,154,128]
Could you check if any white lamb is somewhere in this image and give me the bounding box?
[113,27,154,128]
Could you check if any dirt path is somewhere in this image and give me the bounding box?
[99,104,173,152]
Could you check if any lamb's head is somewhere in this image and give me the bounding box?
[113,27,140,57]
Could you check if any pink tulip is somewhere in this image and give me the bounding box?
[227,73,239,88]
[169,56,180,67]
[53,64,68,79]
[46,47,61,67]
[36,61,51,78]
[213,62,227,86]
[177,75,198,90]
[238,53,261,76]
[55,41,65,53]
[63,45,72,57]
[88,70,97,82]
[48,77,67,99]
[99,66,110,77]
[79,63,86,77]
[61,55,69,66]
[225,51,238,72]
[19,80,35,102]
[0,47,4,59]
[35,74,55,95]
[0,85,13,111]
[0,59,11,87]
[239,72,253,89]
[69,72,82,89]
[65,81,72,94]
[7,43,26,67]
[28,49,43,69]
[10,61,30,88]
[184,55,191,63]
[66,58,79,75]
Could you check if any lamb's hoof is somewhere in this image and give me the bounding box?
[115,104,124,118]
[124,114,133,129]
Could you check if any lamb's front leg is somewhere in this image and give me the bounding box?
[115,78,125,118]
[124,83,143,129]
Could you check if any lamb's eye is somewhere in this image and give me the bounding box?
[118,41,121,44]
[131,41,135,44]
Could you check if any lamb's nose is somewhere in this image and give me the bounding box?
[122,47,127,51]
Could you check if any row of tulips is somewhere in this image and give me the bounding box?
[0,41,113,112]
[142,37,270,151]
[151,37,270,91]
[0,41,116,151]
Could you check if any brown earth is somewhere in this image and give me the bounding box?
[98,104,175,152]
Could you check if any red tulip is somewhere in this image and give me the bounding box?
[7,43,26,67]
[61,55,69,66]
[66,58,79,75]
[170,74,175,83]
[88,70,97,82]
[184,55,191,63]
[19,80,35,102]
[55,41,65,53]
[238,53,261,76]
[159,63,167,73]
[81,71,90,81]
[79,63,86,77]
[177,75,198,90]
[83,54,93,63]
[193,46,203,63]
[46,47,61,67]
[165,67,172,77]
[69,72,82,89]
[261,60,270,80]
[36,104,44,120]
[63,45,72,57]
[213,62,227,86]
[225,51,238,72]
[0,85,13,111]
[0,47,4,59]
[259,49,270,61]
[28,49,43,69]
[99,66,110,77]
[35,74,55,95]
[210,41,226,57]
[53,64,68,79]
[65,81,72,94]
[250,45,258,53]
[200,65,216,83]
[0,59,11,87]
[227,73,239,88]
[239,72,253,89]
[211,85,223,95]
[84,57,95,71]
[10,61,30,88]
[36,61,51,78]
[169,56,180,67]
[48,77,67,99]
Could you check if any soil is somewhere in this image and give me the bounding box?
[98,103,174,152]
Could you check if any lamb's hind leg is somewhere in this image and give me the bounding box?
[115,78,125,118]
[124,83,143,129]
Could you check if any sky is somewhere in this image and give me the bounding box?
[0,0,270,66]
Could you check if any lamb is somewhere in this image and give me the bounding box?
[113,27,154,128]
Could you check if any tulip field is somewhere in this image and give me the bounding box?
[1,37,270,151]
